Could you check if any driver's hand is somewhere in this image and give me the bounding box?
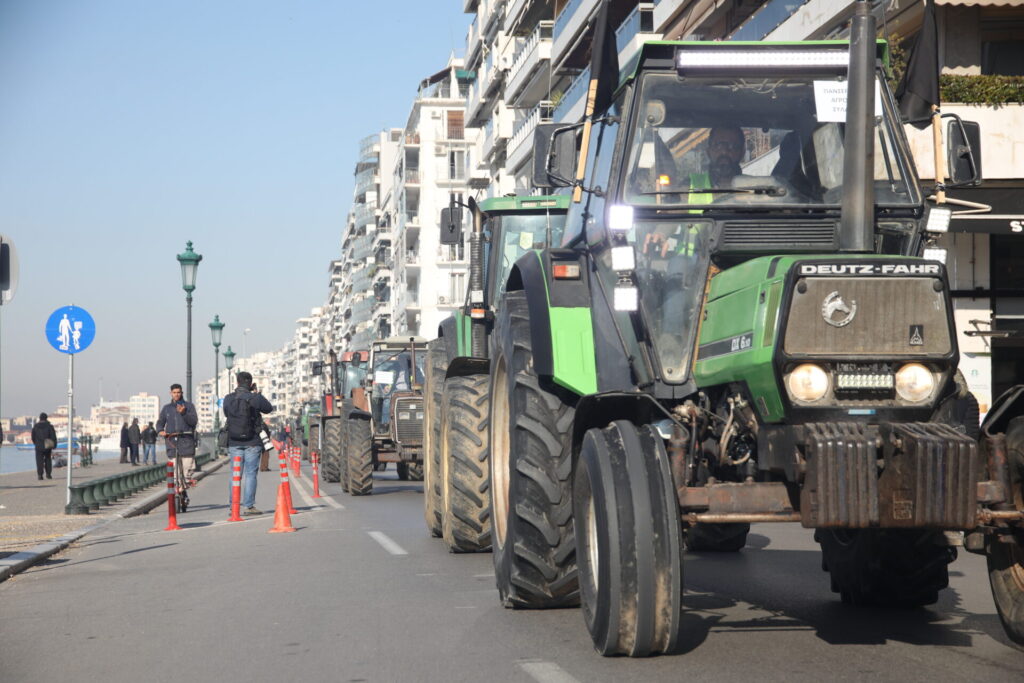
[642,232,672,258]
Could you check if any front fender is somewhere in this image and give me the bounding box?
[506,249,597,396]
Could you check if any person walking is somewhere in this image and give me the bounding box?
[31,413,57,480]
[259,420,273,471]
[141,421,158,465]
[127,417,142,465]
[157,384,199,482]
[223,371,274,515]
[119,422,130,463]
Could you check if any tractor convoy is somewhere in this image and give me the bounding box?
[312,4,1024,658]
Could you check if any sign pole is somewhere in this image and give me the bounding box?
[66,350,74,504]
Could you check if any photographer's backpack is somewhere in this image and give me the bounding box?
[225,391,259,442]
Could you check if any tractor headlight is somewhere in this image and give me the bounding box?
[894,363,935,402]
[786,364,830,402]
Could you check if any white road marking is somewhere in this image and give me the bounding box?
[367,531,407,555]
[518,661,580,683]
[288,476,317,508]
[291,475,344,509]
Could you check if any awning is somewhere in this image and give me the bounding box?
[934,0,1024,5]
[945,185,1024,234]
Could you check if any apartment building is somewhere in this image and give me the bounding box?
[128,392,160,426]
[389,57,477,338]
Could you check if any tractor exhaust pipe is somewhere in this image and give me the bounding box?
[839,0,876,252]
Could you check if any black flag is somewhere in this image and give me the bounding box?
[587,0,619,118]
[895,0,939,129]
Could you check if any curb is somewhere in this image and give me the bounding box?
[0,455,228,584]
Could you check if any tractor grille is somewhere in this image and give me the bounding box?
[784,277,951,357]
[392,396,424,445]
[718,221,837,252]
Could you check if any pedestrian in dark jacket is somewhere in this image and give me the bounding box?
[31,413,58,480]
[119,422,130,463]
[141,421,158,465]
[127,418,142,465]
[223,372,274,515]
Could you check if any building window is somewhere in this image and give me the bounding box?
[449,273,465,303]
[449,150,466,181]
[447,110,465,140]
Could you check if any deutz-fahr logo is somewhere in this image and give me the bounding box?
[822,291,857,327]
[799,263,941,276]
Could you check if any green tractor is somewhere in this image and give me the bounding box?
[317,350,370,486]
[424,195,569,552]
[487,8,1023,657]
[342,336,427,495]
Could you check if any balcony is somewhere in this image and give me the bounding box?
[505,0,555,36]
[404,168,421,186]
[615,4,657,69]
[552,0,598,70]
[481,102,514,162]
[507,99,555,172]
[466,68,490,126]
[506,21,553,105]
[354,167,378,196]
[728,0,810,42]
[352,204,377,229]
[553,66,589,123]
[466,12,482,64]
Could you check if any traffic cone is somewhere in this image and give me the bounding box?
[268,482,296,533]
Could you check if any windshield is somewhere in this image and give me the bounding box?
[489,212,567,305]
[621,71,916,210]
[338,363,367,395]
[372,350,426,394]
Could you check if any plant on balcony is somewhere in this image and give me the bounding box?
[939,75,1024,105]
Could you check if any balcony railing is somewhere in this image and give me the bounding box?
[729,0,810,42]
[553,66,589,122]
[508,99,554,170]
[507,21,553,102]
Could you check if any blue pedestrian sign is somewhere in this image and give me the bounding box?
[46,305,95,354]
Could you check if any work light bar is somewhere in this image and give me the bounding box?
[676,50,850,70]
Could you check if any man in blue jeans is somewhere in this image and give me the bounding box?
[223,371,274,515]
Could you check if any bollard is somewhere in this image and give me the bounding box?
[165,459,181,531]
[292,446,301,479]
[311,450,321,498]
[277,448,297,515]
[228,453,243,521]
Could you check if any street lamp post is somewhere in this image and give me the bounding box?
[224,346,236,374]
[242,327,251,371]
[209,315,225,435]
[176,241,203,402]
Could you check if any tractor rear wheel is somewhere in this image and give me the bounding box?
[685,522,750,552]
[490,291,577,607]
[441,374,491,553]
[339,402,351,492]
[424,338,448,537]
[574,422,683,656]
[816,528,954,607]
[347,418,374,496]
[987,416,1024,645]
[321,419,343,483]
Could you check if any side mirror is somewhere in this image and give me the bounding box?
[945,115,982,187]
[311,361,323,376]
[532,122,578,189]
[439,207,463,245]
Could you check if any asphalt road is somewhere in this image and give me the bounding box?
[1,463,1022,683]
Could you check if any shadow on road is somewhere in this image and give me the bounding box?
[678,545,1007,653]
[29,542,178,573]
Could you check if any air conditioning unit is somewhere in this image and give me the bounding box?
[435,143,447,155]
[438,296,448,305]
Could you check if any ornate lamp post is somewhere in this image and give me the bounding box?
[223,346,236,374]
[209,315,225,435]
[176,241,202,402]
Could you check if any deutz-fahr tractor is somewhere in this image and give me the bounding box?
[486,9,1024,657]
[342,336,427,495]
[317,350,370,487]
[424,195,569,552]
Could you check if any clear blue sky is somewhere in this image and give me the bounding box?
[0,1,469,418]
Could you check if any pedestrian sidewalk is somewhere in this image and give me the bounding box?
[0,447,225,581]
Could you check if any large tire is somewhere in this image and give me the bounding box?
[574,422,684,656]
[490,291,578,607]
[321,418,343,483]
[339,403,352,492]
[816,528,954,607]
[685,522,750,552]
[347,417,374,496]
[397,462,410,480]
[424,338,448,537]
[441,374,492,553]
[987,415,1024,645]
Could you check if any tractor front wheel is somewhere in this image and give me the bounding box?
[441,374,491,553]
[321,419,343,483]
[347,418,374,496]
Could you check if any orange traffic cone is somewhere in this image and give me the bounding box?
[268,482,296,533]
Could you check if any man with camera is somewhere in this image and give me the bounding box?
[157,383,199,481]
[223,371,275,515]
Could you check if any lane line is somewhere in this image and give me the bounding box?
[291,474,344,509]
[517,662,581,683]
[367,531,407,555]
